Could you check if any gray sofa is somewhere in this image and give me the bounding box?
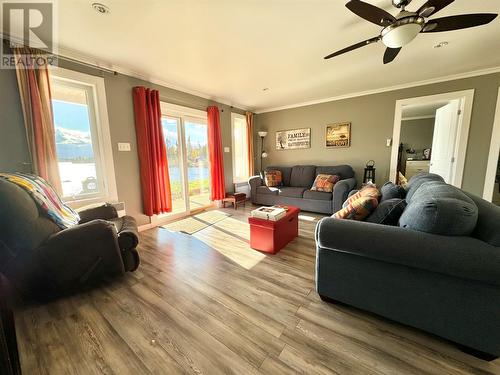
[0,178,140,299]
[249,165,356,214]
[315,173,500,360]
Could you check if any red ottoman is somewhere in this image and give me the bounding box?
[248,206,300,254]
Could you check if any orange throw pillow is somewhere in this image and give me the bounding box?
[311,174,340,192]
[334,195,379,220]
[265,170,282,187]
[345,184,380,206]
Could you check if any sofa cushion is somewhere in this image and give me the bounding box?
[278,187,308,198]
[303,190,333,201]
[311,174,340,192]
[406,173,444,202]
[400,181,478,236]
[366,198,407,226]
[256,186,279,195]
[380,181,406,202]
[264,170,282,187]
[290,165,316,187]
[265,166,292,186]
[464,191,500,247]
[316,165,355,180]
[333,195,379,221]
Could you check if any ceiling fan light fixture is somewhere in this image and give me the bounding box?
[381,17,424,48]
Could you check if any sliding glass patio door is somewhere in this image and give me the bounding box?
[161,105,211,217]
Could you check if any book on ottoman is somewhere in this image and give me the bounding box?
[251,206,286,221]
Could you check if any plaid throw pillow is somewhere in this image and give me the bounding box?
[311,174,340,192]
[344,183,380,206]
[265,170,282,187]
[333,195,379,220]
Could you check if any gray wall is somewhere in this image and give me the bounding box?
[0,61,244,226]
[400,118,435,154]
[255,73,500,196]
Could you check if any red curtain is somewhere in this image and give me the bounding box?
[132,87,172,216]
[207,106,226,201]
[14,48,62,194]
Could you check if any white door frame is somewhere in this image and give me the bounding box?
[483,86,500,201]
[389,89,475,187]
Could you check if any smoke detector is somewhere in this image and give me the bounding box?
[92,3,111,15]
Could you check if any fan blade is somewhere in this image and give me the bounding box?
[346,0,395,26]
[324,37,380,59]
[417,0,454,18]
[422,13,497,33]
[383,47,401,64]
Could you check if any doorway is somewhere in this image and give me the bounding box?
[389,90,475,187]
[483,87,500,205]
[160,103,211,219]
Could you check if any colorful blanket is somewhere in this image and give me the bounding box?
[0,172,80,229]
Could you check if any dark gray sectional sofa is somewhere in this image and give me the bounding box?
[249,165,356,214]
[315,173,500,360]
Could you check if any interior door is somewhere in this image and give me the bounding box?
[429,100,460,184]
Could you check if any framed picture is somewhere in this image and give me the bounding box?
[275,128,311,150]
[326,122,351,148]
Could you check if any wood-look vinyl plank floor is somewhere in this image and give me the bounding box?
[14,205,500,374]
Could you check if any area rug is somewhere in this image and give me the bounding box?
[161,210,232,235]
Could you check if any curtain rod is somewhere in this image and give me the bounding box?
[159,96,229,112]
[55,54,118,76]
[1,36,118,75]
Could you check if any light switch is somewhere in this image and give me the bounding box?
[118,142,131,152]
[224,147,230,153]
[386,138,392,147]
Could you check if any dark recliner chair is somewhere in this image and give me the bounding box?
[0,178,140,299]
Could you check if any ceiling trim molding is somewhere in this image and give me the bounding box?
[254,66,500,114]
[0,33,248,109]
[55,45,250,111]
[401,115,436,121]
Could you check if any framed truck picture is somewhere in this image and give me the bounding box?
[326,122,351,148]
[275,128,311,150]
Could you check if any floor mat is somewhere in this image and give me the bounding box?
[161,210,232,235]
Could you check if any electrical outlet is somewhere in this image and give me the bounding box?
[118,142,131,152]
[224,147,230,153]
[386,138,392,147]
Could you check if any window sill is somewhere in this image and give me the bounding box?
[64,194,118,210]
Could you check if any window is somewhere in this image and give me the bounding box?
[50,68,117,206]
[231,113,249,183]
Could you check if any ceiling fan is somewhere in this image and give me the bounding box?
[324,0,498,64]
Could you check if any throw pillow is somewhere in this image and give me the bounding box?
[380,181,406,202]
[366,198,407,226]
[344,183,380,206]
[398,172,408,189]
[265,170,282,187]
[333,195,379,221]
[311,174,340,192]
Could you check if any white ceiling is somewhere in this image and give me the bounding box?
[26,1,500,111]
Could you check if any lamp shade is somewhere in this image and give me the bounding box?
[258,131,268,137]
